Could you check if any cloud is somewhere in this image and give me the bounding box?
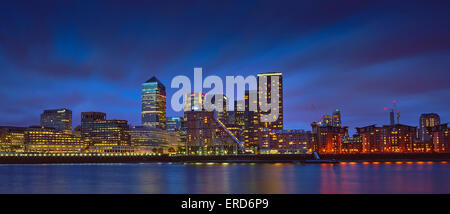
[0,0,450,131]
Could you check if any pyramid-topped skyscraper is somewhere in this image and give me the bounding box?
[142,76,166,130]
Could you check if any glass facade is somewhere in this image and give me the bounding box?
[25,127,86,153]
[81,112,131,153]
[130,126,169,153]
[142,76,166,130]
[166,116,182,133]
[40,108,72,131]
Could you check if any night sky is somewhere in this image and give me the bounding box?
[1,0,450,133]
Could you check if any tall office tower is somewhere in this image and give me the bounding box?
[40,108,72,131]
[243,90,260,148]
[322,115,332,126]
[332,109,342,127]
[211,94,229,124]
[184,92,204,111]
[419,113,440,141]
[142,76,166,130]
[390,110,395,126]
[257,73,283,150]
[231,99,245,127]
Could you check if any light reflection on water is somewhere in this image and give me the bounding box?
[0,162,449,194]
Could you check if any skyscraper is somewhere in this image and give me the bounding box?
[40,108,72,131]
[257,72,283,131]
[332,109,341,127]
[257,72,283,151]
[322,115,332,126]
[419,113,440,141]
[390,110,395,126]
[319,109,342,127]
[244,90,260,148]
[142,76,166,130]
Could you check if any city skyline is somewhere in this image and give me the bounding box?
[1,0,450,132]
[0,73,449,135]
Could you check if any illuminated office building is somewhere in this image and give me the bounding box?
[0,126,26,153]
[142,76,166,130]
[40,108,72,131]
[166,116,183,133]
[167,131,186,154]
[25,126,86,153]
[81,112,131,153]
[130,126,170,153]
[419,113,440,142]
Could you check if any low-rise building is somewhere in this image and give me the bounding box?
[0,126,27,153]
[81,112,131,153]
[25,126,86,153]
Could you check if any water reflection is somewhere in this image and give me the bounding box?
[0,162,449,194]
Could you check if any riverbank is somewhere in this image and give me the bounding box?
[0,153,449,164]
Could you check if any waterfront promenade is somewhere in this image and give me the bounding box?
[0,153,449,164]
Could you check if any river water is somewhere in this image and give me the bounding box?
[0,162,449,193]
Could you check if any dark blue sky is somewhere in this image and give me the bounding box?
[1,0,450,132]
